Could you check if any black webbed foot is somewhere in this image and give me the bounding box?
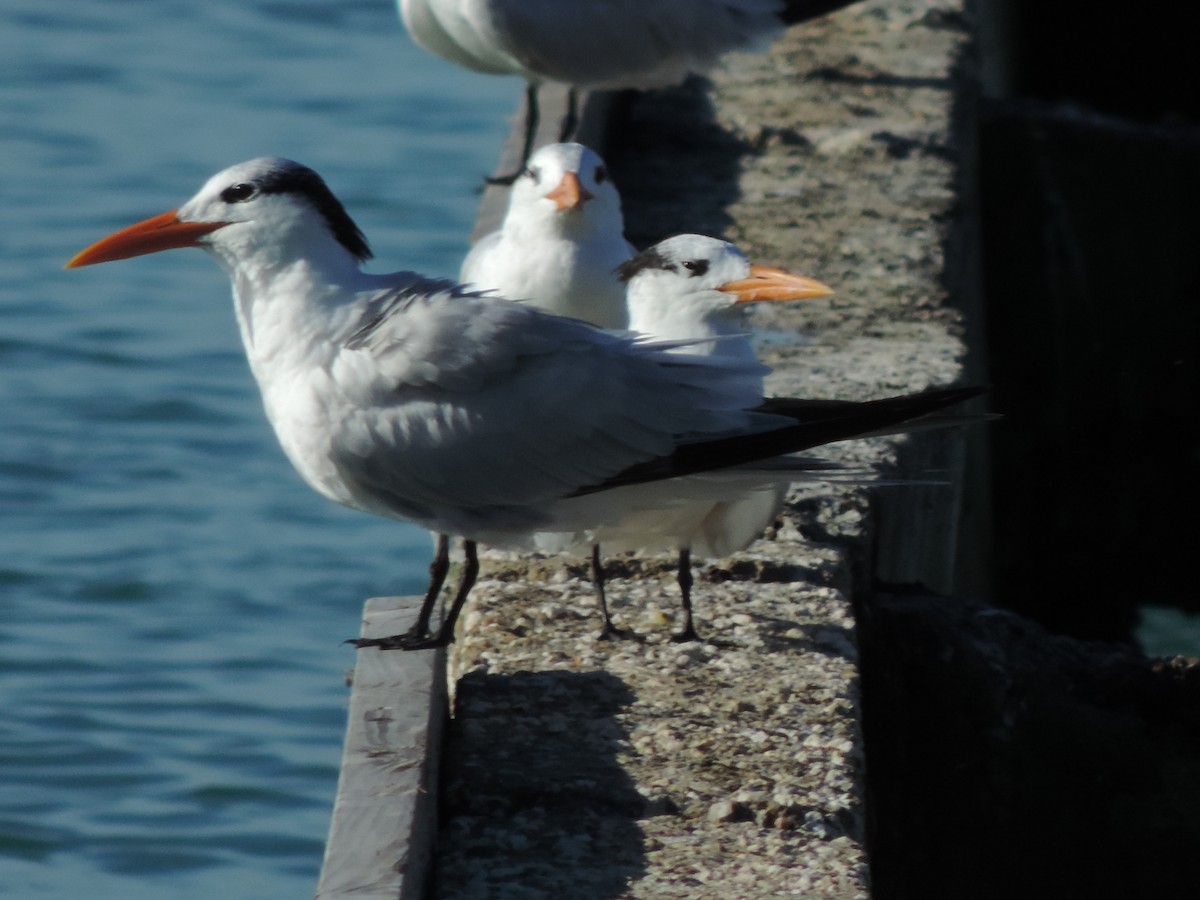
[348,621,452,651]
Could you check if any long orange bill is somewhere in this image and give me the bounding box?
[718,264,834,303]
[66,210,228,268]
[543,171,592,211]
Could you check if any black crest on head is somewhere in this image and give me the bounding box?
[616,246,671,283]
[256,160,373,262]
[616,246,710,282]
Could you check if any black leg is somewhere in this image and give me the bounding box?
[558,86,578,142]
[412,532,450,638]
[352,534,468,652]
[486,82,540,186]
[670,547,701,643]
[351,533,449,649]
[427,539,479,647]
[591,544,641,641]
[591,543,620,639]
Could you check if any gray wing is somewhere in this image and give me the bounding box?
[329,286,775,523]
[480,0,785,88]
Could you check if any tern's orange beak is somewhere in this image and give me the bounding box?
[66,210,228,268]
[718,264,834,303]
[544,172,592,211]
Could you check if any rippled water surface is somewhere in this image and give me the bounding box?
[1,2,516,896]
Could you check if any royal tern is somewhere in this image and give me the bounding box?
[540,234,834,639]
[461,142,634,328]
[458,141,632,630]
[67,157,981,650]
[397,0,864,177]
[464,166,818,638]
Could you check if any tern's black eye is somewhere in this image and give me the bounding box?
[682,259,709,278]
[594,165,607,184]
[522,165,541,182]
[221,183,257,203]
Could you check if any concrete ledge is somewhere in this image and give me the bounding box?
[436,1,974,896]
[320,1,976,895]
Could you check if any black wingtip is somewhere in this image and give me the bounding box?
[571,385,988,496]
[779,0,870,26]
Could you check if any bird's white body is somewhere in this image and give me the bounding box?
[101,159,803,549]
[537,234,801,558]
[67,159,975,646]
[461,143,634,328]
[398,0,785,90]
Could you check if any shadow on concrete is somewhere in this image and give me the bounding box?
[808,66,954,92]
[978,103,1200,642]
[433,670,646,899]
[859,12,1200,897]
[607,75,750,248]
[860,590,1200,900]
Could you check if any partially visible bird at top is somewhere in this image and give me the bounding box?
[396,0,867,180]
[461,142,635,328]
[536,233,835,640]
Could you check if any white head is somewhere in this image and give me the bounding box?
[67,157,371,276]
[619,234,832,340]
[505,142,624,237]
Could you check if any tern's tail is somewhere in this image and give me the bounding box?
[571,385,986,495]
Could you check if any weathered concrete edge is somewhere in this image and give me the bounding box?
[445,2,976,894]
[315,597,446,900]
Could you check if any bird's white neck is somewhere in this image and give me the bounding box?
[630,294,747,346]
[215,243,367,380]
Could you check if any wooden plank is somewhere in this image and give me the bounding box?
[315,597,447,900]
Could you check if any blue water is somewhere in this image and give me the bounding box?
[0,1,516,896]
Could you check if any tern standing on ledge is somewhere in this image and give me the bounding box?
[538,235,835,640]
[461,146,830,640]
[458,141,633,630]
[67,157,982,650]
[461,142,634,328]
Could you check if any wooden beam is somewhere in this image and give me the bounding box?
[315,597,447,900]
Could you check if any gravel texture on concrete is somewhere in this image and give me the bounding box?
[433,1,974,896]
